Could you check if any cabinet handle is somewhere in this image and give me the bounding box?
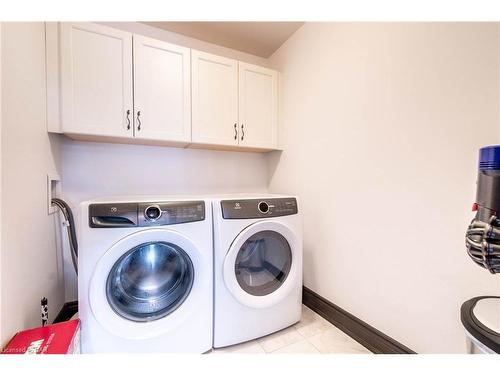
[126,110,131,130]
[234,123,238,140]
[137,111,142,131]
[241,124,245,141]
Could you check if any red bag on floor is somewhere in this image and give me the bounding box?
[1,319,80,354]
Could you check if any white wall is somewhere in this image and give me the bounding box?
[0,23,64,346]
[268,22,500,353]
[62,141,269,203]
[59,22,270,300]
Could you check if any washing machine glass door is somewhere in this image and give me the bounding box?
[89,228,202,339]
[106,241,194,322]
[223,221,300,308]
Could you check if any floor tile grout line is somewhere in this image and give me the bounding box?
[301,317,372,354]
[306,331,373,354]
[255,339,274,354]
[305,334,324,353]
[255,340,266,352]
[267,338,315,354]
[293,323,308,339]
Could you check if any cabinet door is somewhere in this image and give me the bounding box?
[191,50,238,146]
[59,23,133,138]
[133,35,191,143]
[238,62,278,149]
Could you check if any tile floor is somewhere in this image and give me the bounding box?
[210,305,372,354]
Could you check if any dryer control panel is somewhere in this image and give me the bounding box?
[221,198,298,219]
[89,201,205,228]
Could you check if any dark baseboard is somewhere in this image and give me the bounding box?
[53,300,78,324]
[302,286,416,354]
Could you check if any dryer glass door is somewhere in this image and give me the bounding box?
[106,241,194,322]
[234,230,292,296]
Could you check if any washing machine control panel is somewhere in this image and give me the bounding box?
[138,201,205,226]
[221,198,298,219]
[89,201,205,228]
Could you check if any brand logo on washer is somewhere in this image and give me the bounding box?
[234,203,241,210]
[110,207,118,213]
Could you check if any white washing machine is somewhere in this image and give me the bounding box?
[212,195,303,348]
[78,196,212,353]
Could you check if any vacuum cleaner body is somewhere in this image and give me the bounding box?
[466,146,500,273]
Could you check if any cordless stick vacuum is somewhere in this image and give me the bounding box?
[466,146,500,273]
[461,146,500,354]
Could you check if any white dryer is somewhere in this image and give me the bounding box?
[212,195,303,348]
[78,197,212,353]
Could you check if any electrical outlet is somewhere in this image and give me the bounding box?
[47,174,61,215]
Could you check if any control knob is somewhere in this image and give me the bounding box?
[145,205,162,221]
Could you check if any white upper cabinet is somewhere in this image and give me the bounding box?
[238,62,278,149]
[191,52,278,150]
[59,23,133,138]
[133,35,191,142]
[191,50,239,146]
[48,22,280,152]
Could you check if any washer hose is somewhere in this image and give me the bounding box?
[51,198,78,275]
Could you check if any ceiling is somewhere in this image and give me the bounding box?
[142,22,304,58]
